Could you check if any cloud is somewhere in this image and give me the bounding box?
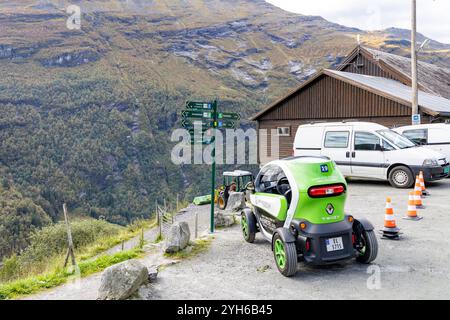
[266,0,450,43]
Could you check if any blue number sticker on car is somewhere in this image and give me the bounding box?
[320,164,329,173]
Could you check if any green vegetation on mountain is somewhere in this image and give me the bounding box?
[1,0,450,263]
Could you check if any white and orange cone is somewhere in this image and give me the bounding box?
[381,197,401,239]
[404,191,423,221]
[414,176,425,209]
[419,171,430,197]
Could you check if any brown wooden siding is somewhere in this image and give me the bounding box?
[258,115,432,162]
[342,53,394,79]
[259,75,412,121]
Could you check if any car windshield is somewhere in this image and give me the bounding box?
[377,130,416,149]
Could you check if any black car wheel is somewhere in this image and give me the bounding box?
[356,230,378,264]
[388,166,414,189]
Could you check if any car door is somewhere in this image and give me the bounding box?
[351,131,386,179]
[321,127,352,176]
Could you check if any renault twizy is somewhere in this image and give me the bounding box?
[241,156,378,277]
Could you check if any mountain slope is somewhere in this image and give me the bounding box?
[0,0,449,257]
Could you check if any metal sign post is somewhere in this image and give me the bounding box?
[210,100,217,233]
[181,100,240,233]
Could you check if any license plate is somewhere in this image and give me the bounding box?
[444,167,450,174]
[326,237,344,252]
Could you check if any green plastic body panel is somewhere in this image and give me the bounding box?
[251,193,288,221]
[285,160,347,225]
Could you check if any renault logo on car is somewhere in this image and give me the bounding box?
[326,204,335,215]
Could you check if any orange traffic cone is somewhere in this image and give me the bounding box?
[381,197,401,239]
[419,171,430,197]
[404,191,423,221]
[414,176,425,209]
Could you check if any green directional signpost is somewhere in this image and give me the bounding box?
[181,100,240,233]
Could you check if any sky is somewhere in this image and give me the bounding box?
[266,0,450,44]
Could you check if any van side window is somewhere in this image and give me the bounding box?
[403,129,428,145]
[324,131,349,148]
[354,132,381,151]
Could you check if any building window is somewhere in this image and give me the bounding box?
[277,127,291,137]
[324,131,350,148]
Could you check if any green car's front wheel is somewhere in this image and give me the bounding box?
[241,211,256,243]
[272,234,298,277]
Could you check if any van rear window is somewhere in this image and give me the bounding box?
[324,131,349,148]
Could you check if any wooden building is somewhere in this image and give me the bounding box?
[251,46,450,162]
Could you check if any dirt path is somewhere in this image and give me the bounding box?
[23,204,213,300]
[142,180,450,300]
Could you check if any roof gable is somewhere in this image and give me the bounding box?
[339,46,450,99]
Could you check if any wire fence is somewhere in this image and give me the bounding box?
[155,195,199,240]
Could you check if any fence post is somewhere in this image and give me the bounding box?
[195,212,198,239]
[158,207,162,240]
[63,203,77,268]
[156,200,159,225]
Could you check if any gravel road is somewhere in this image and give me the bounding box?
[144,179,450,300]
[24,179,450,300]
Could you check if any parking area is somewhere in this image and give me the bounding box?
[148,179,450,300]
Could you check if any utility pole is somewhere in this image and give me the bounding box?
[411,0,420,124]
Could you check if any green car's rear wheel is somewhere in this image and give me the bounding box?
[273,234,297,277]
[241,211,256,243]
[356,230,378,264]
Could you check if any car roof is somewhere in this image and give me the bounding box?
[223,170,253,177]
[280,156,331,164]
[394,123,450,131]
[297,121,387,131]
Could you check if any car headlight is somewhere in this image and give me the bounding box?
[423,159,439,167]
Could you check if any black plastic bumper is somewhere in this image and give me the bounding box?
[291,218,357,266]
[411,165,450,182]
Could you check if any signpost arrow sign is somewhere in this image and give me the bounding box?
[217,120,236,129]
[181,119,214,129]
[218,112,240,121]
[182,110,213,119]
[186,101,213,110]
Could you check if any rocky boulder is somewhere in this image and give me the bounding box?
[164,222,191,253]
[214,210,235,228]
[98,260,148,300]
[226,192,246,212]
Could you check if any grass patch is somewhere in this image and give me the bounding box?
[0,248,142,300]
[164,237,214,260]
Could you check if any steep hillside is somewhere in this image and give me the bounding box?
[0,0,449,257]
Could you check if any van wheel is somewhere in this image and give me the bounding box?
[388,166,414,189]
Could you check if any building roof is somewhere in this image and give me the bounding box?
[339,46,450,99]
[250,68,450,120]
[325,69,450,116]
[251,46,450,121]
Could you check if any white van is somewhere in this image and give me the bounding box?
[293,122,450,188]
[393,123,450,161]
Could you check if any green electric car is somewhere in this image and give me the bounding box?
[241,156,378,277]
